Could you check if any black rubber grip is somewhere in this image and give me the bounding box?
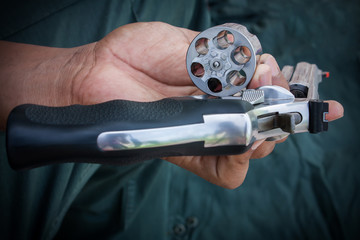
[6,97,254,170]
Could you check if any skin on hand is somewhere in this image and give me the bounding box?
[0,22,344,189]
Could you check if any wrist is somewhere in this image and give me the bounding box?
[59,43,96,106]
[0,41,96,129]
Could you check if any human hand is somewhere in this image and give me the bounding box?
[0,22,343,188]
[68,22,341,188]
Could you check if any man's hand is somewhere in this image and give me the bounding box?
[0,22,344,188]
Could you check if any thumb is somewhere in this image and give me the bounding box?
[325,100,344,121]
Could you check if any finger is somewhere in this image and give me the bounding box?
[165,152,251,189]
[259,54,280,75]
[251,141,276,159]
[259,54,289,90]
[272,72,290,90]
[275,136,288,144]
[248,63,272,89]
[217,153,251,189]
[325,100,344,121]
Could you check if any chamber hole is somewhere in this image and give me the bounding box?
[195,38,209,55]
[215,30,234,49]
[233,46,251,64]
[191,62,205,77]
[227,70,246,86]
[207,78,222,93]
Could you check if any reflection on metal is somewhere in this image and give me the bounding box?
[249,100,309,141]
[222,89,264,105]
[257,112,302,134]
[97,84,321,152]
[259,85,295,105]
[97,114,252,151]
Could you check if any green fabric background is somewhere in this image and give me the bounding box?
[0,0,359,239]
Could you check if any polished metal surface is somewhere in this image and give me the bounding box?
[241,85,310,141]
[222,89,265,105]
[97,114,252,151]
[186,23,262,97]
[98,68,324,151]
[249,100,310,140]
[259,85,295,105]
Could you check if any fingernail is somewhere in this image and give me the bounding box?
[251,139,266,150]
[335,102,344,118]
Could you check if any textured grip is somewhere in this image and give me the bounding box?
[25,99,183,125]
[6,98,253,170]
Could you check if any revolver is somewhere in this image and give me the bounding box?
[6,24,330,170]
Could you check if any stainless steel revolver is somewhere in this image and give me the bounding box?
[6,24,330,169]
